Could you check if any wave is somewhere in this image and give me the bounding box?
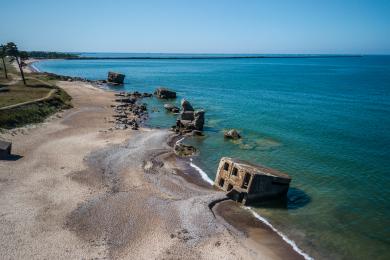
[29,62,41,72]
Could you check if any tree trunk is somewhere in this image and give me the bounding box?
[15,57,26,85]
[1,57,7,79]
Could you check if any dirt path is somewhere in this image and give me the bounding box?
[0,88,56,110]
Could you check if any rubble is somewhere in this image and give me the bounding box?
[174,142,197,157]
[107,71,125,85]
[154,88,176,99]
[170,99,205,135]
[0,140,12,159]
[181,99,194,111]
[224,129,241,139]
[164,104,180,113]
[111,91,151,130]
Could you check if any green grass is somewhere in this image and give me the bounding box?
[0,57,17,84]
[29,72,61,85]
[0,79,53,108]
[0,58,73,129]
[0,87,72,129]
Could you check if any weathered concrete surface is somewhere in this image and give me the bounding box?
[107,72,125,85]
[154,87,176,99]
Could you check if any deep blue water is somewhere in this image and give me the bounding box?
[35,54,390,259]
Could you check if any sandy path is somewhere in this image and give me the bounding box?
[0,80,304,259]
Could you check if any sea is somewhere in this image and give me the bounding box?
[34,53,390,259]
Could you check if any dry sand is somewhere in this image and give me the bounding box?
[0,80,304,259]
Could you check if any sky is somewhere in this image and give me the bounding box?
[1,0,390,54]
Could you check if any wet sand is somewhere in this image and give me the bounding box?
[0,79,304,259]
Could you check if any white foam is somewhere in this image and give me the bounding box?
[30,62,40,72]
[189,158,214,185]
[245,207,313,260]
[175,137,185,146]
[175,137,213,185]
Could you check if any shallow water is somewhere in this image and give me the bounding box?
[36,55,390,259]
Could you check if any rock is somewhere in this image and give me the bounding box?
[142,92,153,97]
[0,140,12,159]
[107,71,125,85]
[116,124,128,130]
[131,122,139,130]
[154,88,176,99]
[193,110,205,131]
[180,111,195,121]
[140,103,147,111]
[94,79,107,84]
[224,129,241,139]
[170,98,205,134]
[115,97,136,104]
[192,130,203,136]
[164,104,180,113]
[174,142,197,157]
[181,99,194,111]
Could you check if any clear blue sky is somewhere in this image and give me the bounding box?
[1,0,390,54]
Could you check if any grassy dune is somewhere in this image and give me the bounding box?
[0,59,72,129]
[0,79,53,108]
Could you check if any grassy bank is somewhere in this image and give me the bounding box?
[0,59,72,129]
[0,78,53,108]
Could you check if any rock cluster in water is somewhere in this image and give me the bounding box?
[171,99,205,135]
[173,142,197,157]
[111,91,152,130]
[164,103,180,113]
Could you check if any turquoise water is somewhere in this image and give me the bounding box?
[36,55,390,259]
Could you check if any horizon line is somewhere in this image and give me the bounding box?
[26,50,390,55]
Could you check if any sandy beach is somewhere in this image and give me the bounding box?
[0,78,304,259]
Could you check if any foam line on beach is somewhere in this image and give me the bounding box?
[29,62,40,72]
[175,137,185,146]
[245,207,313,260]
[176,137,213,185]
[189,158,214,185]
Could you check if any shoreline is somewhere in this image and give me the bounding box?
[33,58,312,259]
[1,59,311,259]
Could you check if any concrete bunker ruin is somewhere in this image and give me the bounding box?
[214,157,291,205]
[0,140,12,159]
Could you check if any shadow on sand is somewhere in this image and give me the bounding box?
[0,154,23,161]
